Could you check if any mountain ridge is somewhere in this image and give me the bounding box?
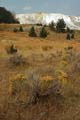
[16,12,80,30]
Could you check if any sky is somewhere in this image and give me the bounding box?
[0,0,80,16]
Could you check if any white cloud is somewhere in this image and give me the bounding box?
[23,6,32,11]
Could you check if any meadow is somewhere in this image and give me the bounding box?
[0,24,80,120]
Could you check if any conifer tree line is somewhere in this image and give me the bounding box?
[0,7,75,39]
[49,19,66,33]
[29,26,48,38]
[0,7,19,23]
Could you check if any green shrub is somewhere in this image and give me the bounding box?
[28,72,61,104]
[9,54,26,66]
[6,44,17,54]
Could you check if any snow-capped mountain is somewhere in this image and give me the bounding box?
[16,12,80,30]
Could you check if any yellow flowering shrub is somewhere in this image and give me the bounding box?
[55,70,68,85]
[9,74,27,95]
[39,75,54,93]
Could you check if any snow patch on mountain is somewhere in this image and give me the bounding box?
[16,13,80,30]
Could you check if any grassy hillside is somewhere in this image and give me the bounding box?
[0,24,80,120]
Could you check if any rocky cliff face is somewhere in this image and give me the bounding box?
[16,12,80,30]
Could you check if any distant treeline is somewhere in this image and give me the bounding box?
[0,7,19,24]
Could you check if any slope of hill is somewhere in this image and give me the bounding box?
[16,12,80,30]
[0,28,80,120]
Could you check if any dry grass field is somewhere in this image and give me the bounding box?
[0,24,80,120]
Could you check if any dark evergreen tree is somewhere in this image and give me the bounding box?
[19,26,23,32]
[29,26,37,37]
[13,28,18,32]
[56,19,66,33]
[71,33,74,39]
[39,26,48,38]
[70,30,74,34]
[49,21,55,31]
[67,27,71,33]
[66,33,71,40]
